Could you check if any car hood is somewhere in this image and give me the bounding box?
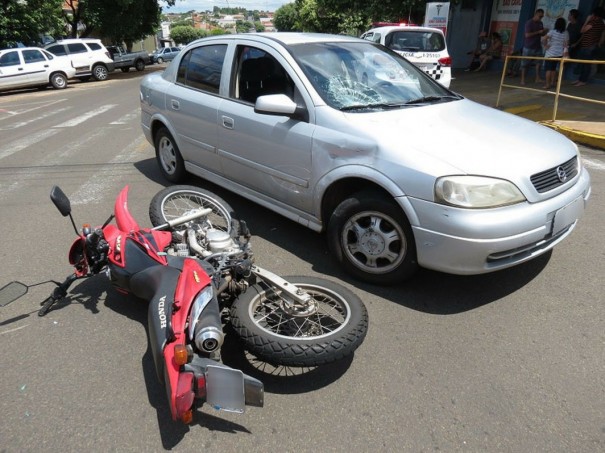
[349,98,577,179]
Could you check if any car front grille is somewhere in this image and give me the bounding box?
[530,156,577,193]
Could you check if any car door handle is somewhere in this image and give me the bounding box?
[171,99,180,110]
[222,116,234,129]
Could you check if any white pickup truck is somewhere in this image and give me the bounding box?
[107,46,150,72]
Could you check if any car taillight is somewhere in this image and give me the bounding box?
[175,372,195,423]
[438,56,452,67]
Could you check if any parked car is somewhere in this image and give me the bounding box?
[361,25,452,88]
[106,45,150,72]
[139,33,591,284]
[44,38,114,81]
[150,46,181,64]
[0,47,76,92]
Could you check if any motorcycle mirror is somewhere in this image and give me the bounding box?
[0,281,28,307]
[50,186,71,217]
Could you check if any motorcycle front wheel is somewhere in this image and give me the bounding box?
[230,276,368,367]
[149,185,235,234]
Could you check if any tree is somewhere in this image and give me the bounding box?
[273,2,300,32]
[0,0,64,48]
[170,25,205,45]
[63,0,165,45]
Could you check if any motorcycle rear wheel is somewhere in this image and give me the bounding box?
[230,276,368,367]
[149,185,235,234]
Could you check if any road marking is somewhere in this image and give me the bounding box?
[0,107,71,131]
[0,129,60,160]
[54,104,117,128]
[0,99,68,119]
[582,157,605,171]
[110,109,139,125]
[70,135,152,205]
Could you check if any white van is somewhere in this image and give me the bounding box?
[361,25,452,88]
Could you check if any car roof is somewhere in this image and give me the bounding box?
[48,38,102,44]
[190,32,364,47]
[365,26,445,35]
[0,46,46,53]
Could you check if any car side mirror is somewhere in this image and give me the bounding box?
[254,94,308,122]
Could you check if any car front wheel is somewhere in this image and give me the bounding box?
[328,191,417,285]
[157,57,164,64]
[154,127,186,183]
[135,59,145,71]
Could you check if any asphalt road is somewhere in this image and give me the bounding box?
[0,68,604,452]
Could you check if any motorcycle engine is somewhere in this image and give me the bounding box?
[205,230,234,253]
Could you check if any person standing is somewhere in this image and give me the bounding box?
[542,18,569,89]
[573,7,605,86]
[520,9,548,85]
[567,9,582,59]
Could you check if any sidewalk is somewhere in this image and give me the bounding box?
[449,69,605,150]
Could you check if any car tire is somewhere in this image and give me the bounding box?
[120,67,130,73]
[50,73,68,89]
[92,64,109,81]
[157,57,164,64]
[327,190,417,285]
[135,59,145,71]
[154,127,186,183]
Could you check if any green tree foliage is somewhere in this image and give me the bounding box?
[288,0,426,35]
[63,0,162,46]
[273,2,300,32]
[169,25,206,45]
[0,0,64,48]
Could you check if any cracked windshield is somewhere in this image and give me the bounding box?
[290,42,455,111]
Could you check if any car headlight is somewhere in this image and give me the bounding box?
[435,176,525,208]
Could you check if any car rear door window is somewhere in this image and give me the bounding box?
[67,43,87,54]
[46,44,66,56]
[0,51,21,67]
[87,43,102,51]
[177,44,227,94]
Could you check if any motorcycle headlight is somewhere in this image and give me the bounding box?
[189,286,214,341]
[435,176,525,208]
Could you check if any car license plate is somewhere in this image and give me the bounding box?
[552,196,584,236]
[206,365,246,413]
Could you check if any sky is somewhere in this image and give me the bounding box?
[160,0,293,13]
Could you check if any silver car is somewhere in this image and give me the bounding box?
[140,33,591,284]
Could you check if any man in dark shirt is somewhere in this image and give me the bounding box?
[520,9,548,85]
[573,6,605,86]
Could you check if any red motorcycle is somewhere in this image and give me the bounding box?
[0,185,368,424]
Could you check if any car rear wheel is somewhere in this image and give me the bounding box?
[154,127,186,183]
[92,64,109,81]
[135,59,145,71]
[327,191,417,285]
[50,73,68,89]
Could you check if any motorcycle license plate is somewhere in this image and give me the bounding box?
[206,365,246,413]
[552,196,584,236]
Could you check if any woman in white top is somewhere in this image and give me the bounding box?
[542,17,569,89]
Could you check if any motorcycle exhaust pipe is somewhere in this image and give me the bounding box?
[193,296,224,354]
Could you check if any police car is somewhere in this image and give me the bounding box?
[361,25,452,88]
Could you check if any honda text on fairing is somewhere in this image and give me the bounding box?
[0,185,367,424]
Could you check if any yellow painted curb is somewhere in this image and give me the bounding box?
[540,121,605,150]
[504,104,543,115]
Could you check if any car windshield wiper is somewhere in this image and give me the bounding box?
[404,95,460,105]
[340,102,409,112]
